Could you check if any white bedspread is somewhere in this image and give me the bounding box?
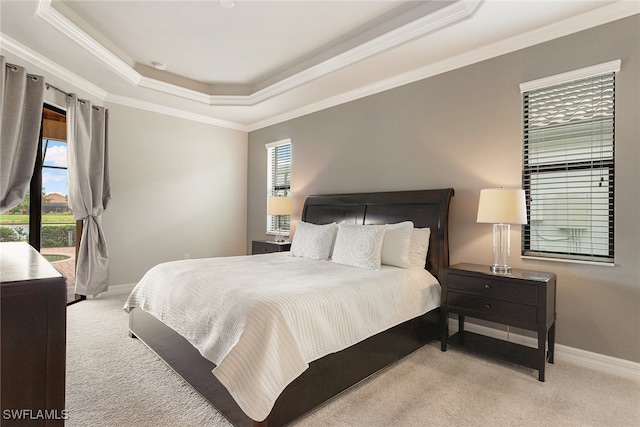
[123,252,440,421]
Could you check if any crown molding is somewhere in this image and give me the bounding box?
[245,0,482,106]
[105,93,248,132]
[248,1,640,131]
[137,75,214,105]
[36,0,140,85]
[0,32,247,131]
[0,33,108,101]
[6,1,637,132]
[35,0,481,107]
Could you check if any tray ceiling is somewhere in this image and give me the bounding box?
[1,0,637,130]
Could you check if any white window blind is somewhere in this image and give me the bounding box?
[521,64,617,263]
[266,139,291,235]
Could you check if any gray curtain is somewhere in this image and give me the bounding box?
[67,94,111,296]
[0,56,45,212]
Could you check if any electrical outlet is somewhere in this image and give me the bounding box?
[184,253,190,260]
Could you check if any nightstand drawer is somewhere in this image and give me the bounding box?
[448,292,538,323]
[252,240,291,254]
[447,273,538,305]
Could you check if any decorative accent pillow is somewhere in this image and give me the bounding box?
[381,221,414,269]
[331,224,387,270]
[290,221,337,260]
[409,227,431,268]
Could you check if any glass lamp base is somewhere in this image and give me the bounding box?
[273,229,284,243]
[491,223,512,275]
[490,264,512,274]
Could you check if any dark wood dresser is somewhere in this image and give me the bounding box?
[1,242,67,425]
[441,262,556,381]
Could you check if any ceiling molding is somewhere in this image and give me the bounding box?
[105,93,248,132]
[36,0,140,85]
[0,32,247,131]
[4,1,638,133]
[36,0,482,107]
[0,33,108,101]
[248,1,640,131]
[0,25,247,130]
[240,0,482,106]
[137,75,213,105]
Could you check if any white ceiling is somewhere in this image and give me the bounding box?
[1,0,638,131]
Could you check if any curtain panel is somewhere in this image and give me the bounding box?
[67,94,111,296]
[0,56,45,212]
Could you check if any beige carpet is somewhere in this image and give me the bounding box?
[66,285,640,427]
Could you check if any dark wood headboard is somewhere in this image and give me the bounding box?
[301,188,454,281]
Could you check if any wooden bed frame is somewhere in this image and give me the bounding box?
[128,188,454,426]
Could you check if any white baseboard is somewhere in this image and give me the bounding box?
[103,285,639,381]
[448,319,640,382]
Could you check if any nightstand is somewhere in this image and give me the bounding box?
[252,240,291,254]
[441,263,556,381]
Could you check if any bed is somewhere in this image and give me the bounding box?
[125,188,454,426]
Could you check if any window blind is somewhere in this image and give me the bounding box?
[266,139,291,234]
[522,70,615,263]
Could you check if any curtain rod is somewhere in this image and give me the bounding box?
[45,82,99,110]
[6,62,41,82]
[46,83,101,110]
[46,82,72,98]
[6,61,101,110]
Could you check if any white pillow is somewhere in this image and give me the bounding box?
[409,227,431,268]
[331,224,387,270]
[381,221,414,268]
[290,221,337,260]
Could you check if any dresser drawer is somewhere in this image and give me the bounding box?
[447,273,538,305]
[448,292,538,324]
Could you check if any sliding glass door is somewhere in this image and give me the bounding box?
[0,104,82,303]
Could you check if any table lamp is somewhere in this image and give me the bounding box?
[477,188,527,274]
[267,196,292,242]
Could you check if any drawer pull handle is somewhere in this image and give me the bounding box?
[484,284,492,289]
[485,303,492,309]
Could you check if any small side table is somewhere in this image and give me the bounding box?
[441,263,556,381]
[252,240,291,255]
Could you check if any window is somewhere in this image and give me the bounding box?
[266,139,291,235]
[521,61,618,264]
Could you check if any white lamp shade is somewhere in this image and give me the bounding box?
[267,196,292,216]
[477,188,527,225]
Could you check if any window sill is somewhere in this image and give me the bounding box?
[521,255,615,267]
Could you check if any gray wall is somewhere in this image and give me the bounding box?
[248,16,640,363]
[103,104,248,286]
